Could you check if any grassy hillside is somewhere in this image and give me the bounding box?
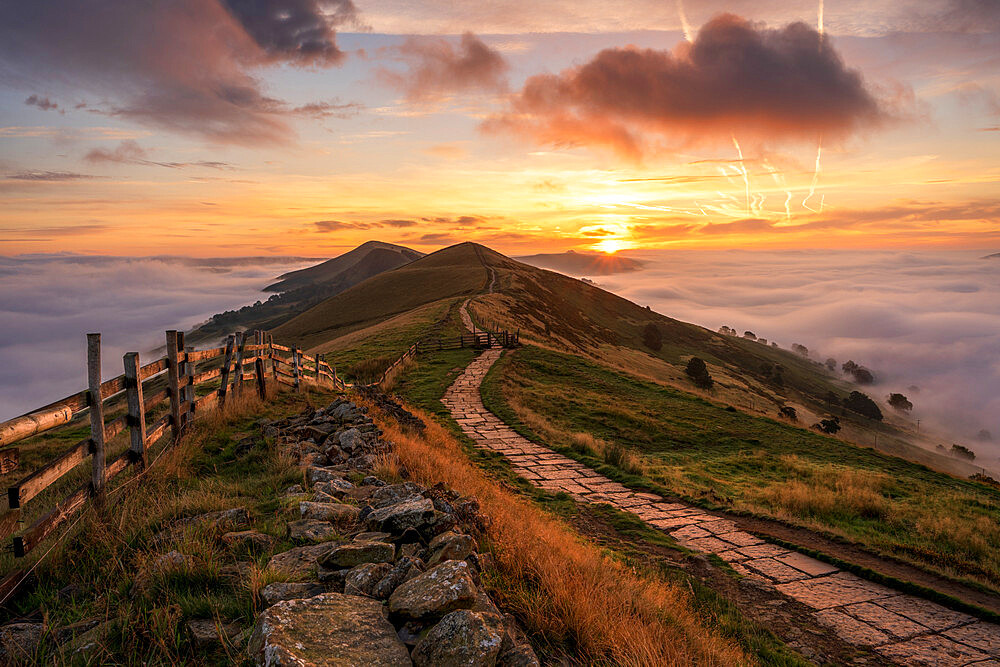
[482,346,1000,594]
[264,240,422,293]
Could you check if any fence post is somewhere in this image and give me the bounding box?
[165,330,182,442]
[292,347,302,392]
[219,334,236,408]
[87,334,106,498]
[314,352,321,383]
[123,352,147,469]
[255,355,267,400]
[269,333,278,381]
[234,332,245,396]
[183,346,195,426]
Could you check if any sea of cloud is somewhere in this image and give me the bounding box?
[598,248,1000,452]
[0,254,314,420]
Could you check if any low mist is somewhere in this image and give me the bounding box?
[0,254,314,421]
[598,249,1000,456]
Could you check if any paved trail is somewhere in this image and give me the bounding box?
[442,332,1000,665]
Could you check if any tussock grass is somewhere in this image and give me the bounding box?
[360,396,751,666]
[7,386,331,664]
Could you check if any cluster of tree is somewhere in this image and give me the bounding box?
[843,391,884,421]
[743,331,757,340]
[641,323,662,351]
[813,415,841,434]
[825,358,837,371]
[778,405,798,421]
[791,343,809,357]
[685,357,714,389]
[887,393,913,412]
[950,444,977,461]
[717,325,737,335]
[842,360,875,384]
[759,362,785,387]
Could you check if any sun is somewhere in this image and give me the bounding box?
[593,238,631,254]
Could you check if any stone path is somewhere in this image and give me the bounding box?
[442,347,1000,666]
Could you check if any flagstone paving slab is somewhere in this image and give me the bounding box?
[440,338,1000,665]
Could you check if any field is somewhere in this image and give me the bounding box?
[481,345,1000,595]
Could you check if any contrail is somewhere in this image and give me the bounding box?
[732,135,751,217]
[802,140,823,212]
[763,158,792,222]
[676,0,694,42]
[818,0,824,35]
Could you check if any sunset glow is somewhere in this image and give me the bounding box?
[0,2,997,256]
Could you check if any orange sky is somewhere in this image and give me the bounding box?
[1,1,998,256]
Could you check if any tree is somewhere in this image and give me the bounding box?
[842,360,858,373]
[779,405,798,421]
[685,357,714,389]
[887,393,913,412]
[951,444,976,461]
[851,367,875,385]
[718,325,736,336]
[843,391,883,421]
[641,323,662,351]
[791,343,809,357]
[814,416,841,434]
[825,358,837,371]
[743,331,757,340]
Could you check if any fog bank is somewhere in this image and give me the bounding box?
[598,249,1000,451]
[0,254,314,420]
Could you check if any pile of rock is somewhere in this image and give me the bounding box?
[251,397,539,666]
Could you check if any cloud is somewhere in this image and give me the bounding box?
[290,100,363,118]
[5,170,100,181]
[487,14,892,159]
[83,140,236,170]
[0,1,358,145]
[312,218,419,232]
[0,254,315,420]
[380,219,419,227]
[380,32,509,101]
[598,248,1000,457]
[24,95,60,112]
[220,0,360,66]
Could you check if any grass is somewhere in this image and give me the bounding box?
[482,345,1000,594]
[6,386,340,664]
[359,395,754,666]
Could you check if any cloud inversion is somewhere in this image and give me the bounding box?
[488,14,890,158]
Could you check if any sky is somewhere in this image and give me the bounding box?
[1,0,998,257]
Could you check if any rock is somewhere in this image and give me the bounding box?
[261,582,326,606]
[307,466,344,485]
[371,483,426,509]
[388,560,477,620]
[287,520,339,542]
[338,428,364,452]
[220,561,253,582]
[411,609,503,667]
[57,584,82,601]
[221,530,274,553]
[319,541,395,569]
[314,478,354,497]
[267,543,341,578]
[299,501,359,524]
[234,436,257,456]
[372,557,421,600]
[498,615,540,667]
[175,507,250,530]
[344,562,392,596]
[300,452,325,467]
[366,497,435,533]
[353,531,392,542]
[323,443,345,462]
[427,531,475,567]
[263,425,280,439]
[349,454,377,469]
[420,510,457,539]
[57,620,113,663]
[283,484,304,496]
[54,618,100,644]
[362,475,386,487]
[298,425,333,443]
[0,623,45,663]
[399,542,426,560]
[187,618,241,649]
[467,551,494,574]
[249,593,410,666]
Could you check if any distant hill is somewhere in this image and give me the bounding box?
[266,241,423,292]
[188,241,422,343]
[984,252,1000,259]
[515,250,644,275]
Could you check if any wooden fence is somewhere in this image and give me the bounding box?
[420,330,520,351]
[0,328,346,601]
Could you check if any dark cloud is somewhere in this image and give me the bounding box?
[3,224,109,237]
[24,95,60,112]
[220,0,359,66]
[487,14,892,159]
[418,232,457,244]
[83,140,236,170]
[290,100,363,118]
[6,170,100,181]
[380,32,509,101]
[0,1,357,145]
[380,219,419,227]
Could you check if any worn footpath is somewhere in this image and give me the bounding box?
[442,342,1000,667]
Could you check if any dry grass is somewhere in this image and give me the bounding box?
[370,452,404,485]
[359,396,751,666]
[756,462,891,522]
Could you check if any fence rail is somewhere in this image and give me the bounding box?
[0,328,351,601]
